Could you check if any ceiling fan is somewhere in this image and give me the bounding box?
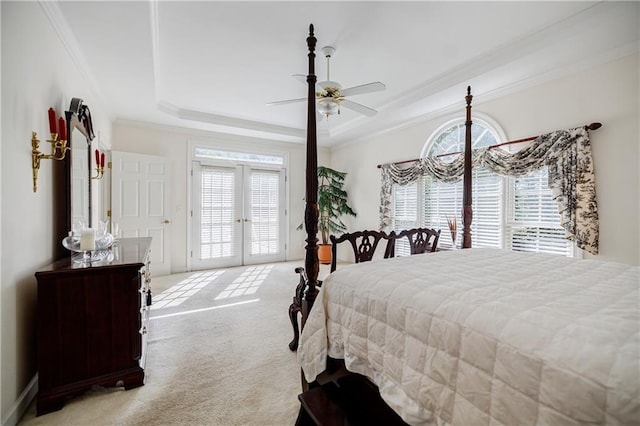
[267,46,386,119]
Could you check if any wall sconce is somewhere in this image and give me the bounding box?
[32,108,69,192]
[92,149,105,179]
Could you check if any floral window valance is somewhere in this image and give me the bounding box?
[379,127,599,254]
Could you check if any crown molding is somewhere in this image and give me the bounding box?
[114,117,309,149]
[157,100,305,141]
[39,1,113,120]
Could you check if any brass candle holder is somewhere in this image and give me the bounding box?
[92,164,104,180]
[31,131,69,192]
[92,149,105,179]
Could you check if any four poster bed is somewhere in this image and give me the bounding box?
[295,25,639,425]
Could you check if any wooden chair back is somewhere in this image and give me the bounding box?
[397,228,441,254]
[330,230,394,273]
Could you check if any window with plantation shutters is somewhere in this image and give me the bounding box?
[391,116,574,257]
[423,166,501,249]
[423,176,460,249]
[392,182,419,256]
[507,168,573,256]
[391,118,502,250]
[470,167,502,248]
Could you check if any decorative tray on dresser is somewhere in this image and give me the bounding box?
[35,237,152,415]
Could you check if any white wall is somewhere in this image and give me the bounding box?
[1,3,112,424]
[112,122,330,273]
[331,53,640,266]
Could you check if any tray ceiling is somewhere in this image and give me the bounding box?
[48,1,639,146]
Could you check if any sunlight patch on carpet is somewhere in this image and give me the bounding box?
[215,264,273,300]
[152,270,225,309]
[149,299,260,320]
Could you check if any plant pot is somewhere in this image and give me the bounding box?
[318,244,332,265]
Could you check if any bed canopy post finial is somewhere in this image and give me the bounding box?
[302,23,320,326]
[462,86,473,249]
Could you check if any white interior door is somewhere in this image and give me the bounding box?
[111,151,172,276]
[191,161,285,270]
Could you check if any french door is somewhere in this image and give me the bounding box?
[191,161,286,269]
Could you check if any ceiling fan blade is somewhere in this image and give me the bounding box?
[341,99,378,117]
[340,82,386,97]
[294,74,326,93]
[292,74,307,84]
[266,97,306,106]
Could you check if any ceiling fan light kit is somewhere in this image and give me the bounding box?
[267,45,386,119]
[318,98,340,117]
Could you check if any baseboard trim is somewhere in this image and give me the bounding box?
[2,374,38,426]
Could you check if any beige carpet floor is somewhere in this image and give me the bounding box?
[19,260,330,425]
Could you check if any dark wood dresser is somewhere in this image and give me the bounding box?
[35,237,152,415]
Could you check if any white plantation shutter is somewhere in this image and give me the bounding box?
[392,182,419,256]
[424,176,459,249]
[424,167,501,249]
[200,166,236,259]
[250,170,280,255]
[472,168,502,248]
[507,168,572,256]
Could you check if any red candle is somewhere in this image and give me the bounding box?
[100,153,105,168]
[58,117,66,140]
[95,149,100,165]
[48,108,57,134]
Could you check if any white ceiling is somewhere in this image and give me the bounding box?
[47,1,639,147]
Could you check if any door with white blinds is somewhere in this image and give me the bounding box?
[242,168,286,265]
[191,162,285,269]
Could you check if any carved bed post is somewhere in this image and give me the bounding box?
[301,24,320,327]
[462,86,473,249]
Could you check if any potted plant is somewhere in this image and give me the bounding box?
[300,166,357,264]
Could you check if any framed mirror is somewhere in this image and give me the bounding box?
[65,98,95,232]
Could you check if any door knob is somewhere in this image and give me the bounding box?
[244,218,251,222]
[161,220,170,224]
[235,219,242,223]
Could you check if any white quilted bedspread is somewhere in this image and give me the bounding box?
[298,248,640,426]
